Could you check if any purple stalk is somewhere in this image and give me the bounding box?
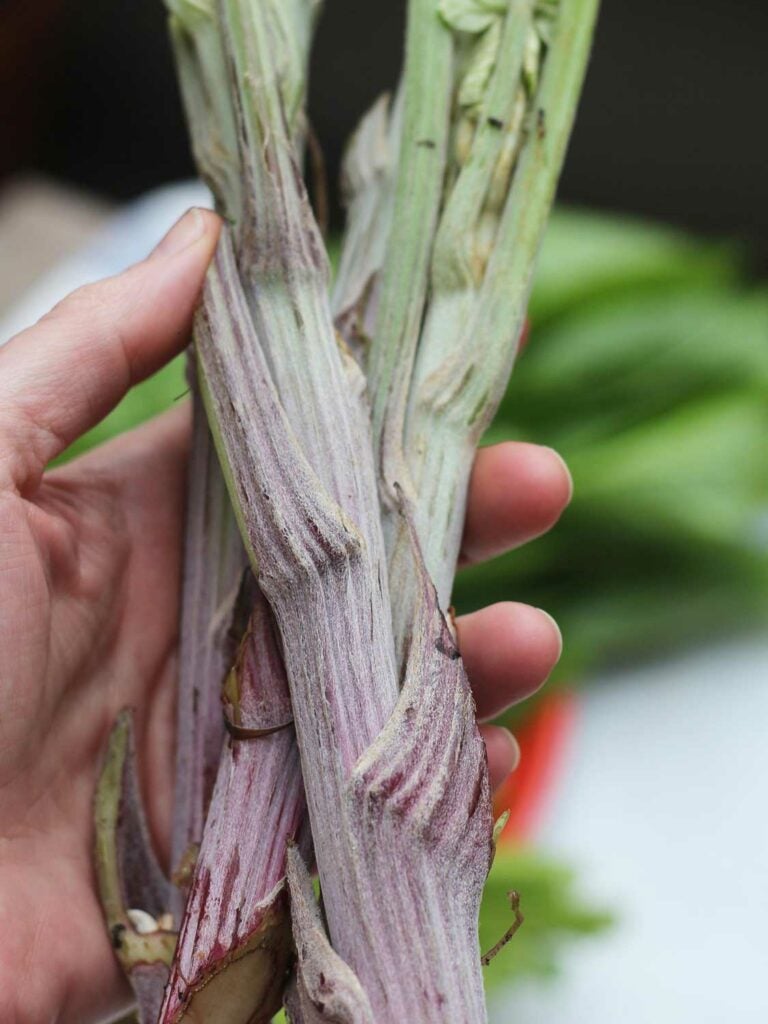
[170,385,247,911]
[161,586,309,1022]
[194,225,492,1019]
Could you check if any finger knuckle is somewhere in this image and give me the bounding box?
[49,280,112,326]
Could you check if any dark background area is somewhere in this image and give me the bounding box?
[3,1,767,259]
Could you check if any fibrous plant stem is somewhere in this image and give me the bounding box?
[94,1,599,1021]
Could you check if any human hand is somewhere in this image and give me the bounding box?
[0,209,569,1023]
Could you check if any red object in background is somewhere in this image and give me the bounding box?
[494,690,578,844]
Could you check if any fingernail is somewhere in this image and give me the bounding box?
[152,208,207,258]
[501,728,521,774]
[535,607,563,661]
[544,446,574,504]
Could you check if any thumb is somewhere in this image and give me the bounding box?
[0,208,220,491]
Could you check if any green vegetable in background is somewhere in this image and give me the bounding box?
[457,208,768,685]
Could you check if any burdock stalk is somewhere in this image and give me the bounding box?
[170,385,247,906]
[170,2,487,1017]
[94,1,598,1021]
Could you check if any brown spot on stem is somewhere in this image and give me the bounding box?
[110,923,126,950]
[435,635,461,661]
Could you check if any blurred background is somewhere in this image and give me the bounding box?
[4,0,768,252]
[2,2,767,1022]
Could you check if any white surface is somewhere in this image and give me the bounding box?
[0,181,209,344]
[492,638,768,1022]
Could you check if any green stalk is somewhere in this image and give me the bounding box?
[393,0,600,638]
[94,714,177,1022]
[366,0,454,486]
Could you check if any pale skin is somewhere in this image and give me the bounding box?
[0,210,571,1024]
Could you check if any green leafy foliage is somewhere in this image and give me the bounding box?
[455,208,768,683]
[528,207,737,322]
